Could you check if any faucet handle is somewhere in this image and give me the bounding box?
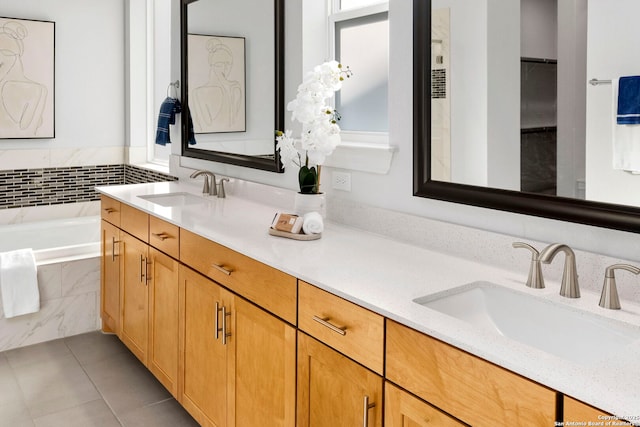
[201,175,210,195]
[512,242,545,289]
[599,264,640,310]
[218,178,229,198]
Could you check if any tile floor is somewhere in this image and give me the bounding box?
[0,331,199,426]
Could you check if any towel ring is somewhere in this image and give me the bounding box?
[167,80,180,98]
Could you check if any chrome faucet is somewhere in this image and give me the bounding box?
[539,243,580,298]
[599,264,640,310]
[190,170,217,196]
[512,242,545,289]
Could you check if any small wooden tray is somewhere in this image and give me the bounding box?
[269,228,321,241]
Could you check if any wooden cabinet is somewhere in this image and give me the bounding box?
[148,247,180,396]
[180,229,297,324]
[386,320,557,427]
[179,265,229,426]
[101,195,616,425]
[121,203,149,242]
[120,231,149,364]
[232,294,296,427]
[100,220,120,333]
[149,215,179,259]
[564,396,614,424]
[297,331,383,427]
[100,195,121,227]
[298,281,384,375]
[385,382,466,427]
[179,265,296,427]
[101,199,180,396]
[119,228,180,397]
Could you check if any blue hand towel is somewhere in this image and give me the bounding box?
[155,97,197,145]
[616,76,640,125]
[155,97,181,145]
[187,113,197,146]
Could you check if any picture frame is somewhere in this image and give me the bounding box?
[187,34,246,134]
[0,17,55,139]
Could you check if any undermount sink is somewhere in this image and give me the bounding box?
[137,192,208,207]
[414,281,640,364]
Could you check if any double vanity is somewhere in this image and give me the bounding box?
[97,180,640,426]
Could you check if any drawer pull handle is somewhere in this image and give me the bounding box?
[212,263,233,276]
[215,302,221,340]
[152,232,170,241]
[111,237,120,262]
[145,258,152,284]
[215,302,232,344]
[140,254,146,283]
[313,316,347,336]
[363,395,375,427]
[104,207,116,214]
[221,305,231,345]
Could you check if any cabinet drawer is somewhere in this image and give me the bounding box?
[298,281,384,374]
[100,195,121,227]
[121,204,149,243]
[149,215,179,259]
[386,320,557,426]
[180,229,297,324]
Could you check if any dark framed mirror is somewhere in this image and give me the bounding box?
[413,0,640,233]
[180,0,284,172]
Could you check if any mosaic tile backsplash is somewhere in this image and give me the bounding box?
[431,69,447,99]
[0,165,177,209]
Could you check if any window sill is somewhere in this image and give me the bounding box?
[324,140,397,174]
[129,162,171,175]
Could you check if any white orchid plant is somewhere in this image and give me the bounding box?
[276,60,352,194]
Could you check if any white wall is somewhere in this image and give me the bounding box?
[586,0,640,207]
[0,0,125,168]
[172,0,640,262]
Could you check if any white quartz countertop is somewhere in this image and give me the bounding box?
[97,181,640,421]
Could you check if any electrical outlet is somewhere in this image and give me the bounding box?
[332,171,351,191]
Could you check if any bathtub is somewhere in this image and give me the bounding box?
[0,216,100,264]
[0,215,101,351]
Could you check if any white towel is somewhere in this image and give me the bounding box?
[0,249,40,318]
[612,78,640,173]
[302,212,324,235]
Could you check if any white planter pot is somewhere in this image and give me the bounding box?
[294,192,326,218]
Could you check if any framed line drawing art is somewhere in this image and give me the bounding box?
[0,17,55,139]
[188,34,246,133]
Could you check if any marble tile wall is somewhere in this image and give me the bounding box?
[0,257,100,352]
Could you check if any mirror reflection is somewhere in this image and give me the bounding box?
[181,0,283,172]
[430,0,640,208]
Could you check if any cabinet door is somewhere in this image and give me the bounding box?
[231,296,296,427]
[120,232,149,364]
[148,247,179,397]
[564,397,613,424]
[297,332,383,427]
[385,382,466,427]
[101,220,120,334]
[179,266,229,427]
[386,320,556,427]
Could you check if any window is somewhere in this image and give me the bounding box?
[315,0,394,173]
[330,1,389,135]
